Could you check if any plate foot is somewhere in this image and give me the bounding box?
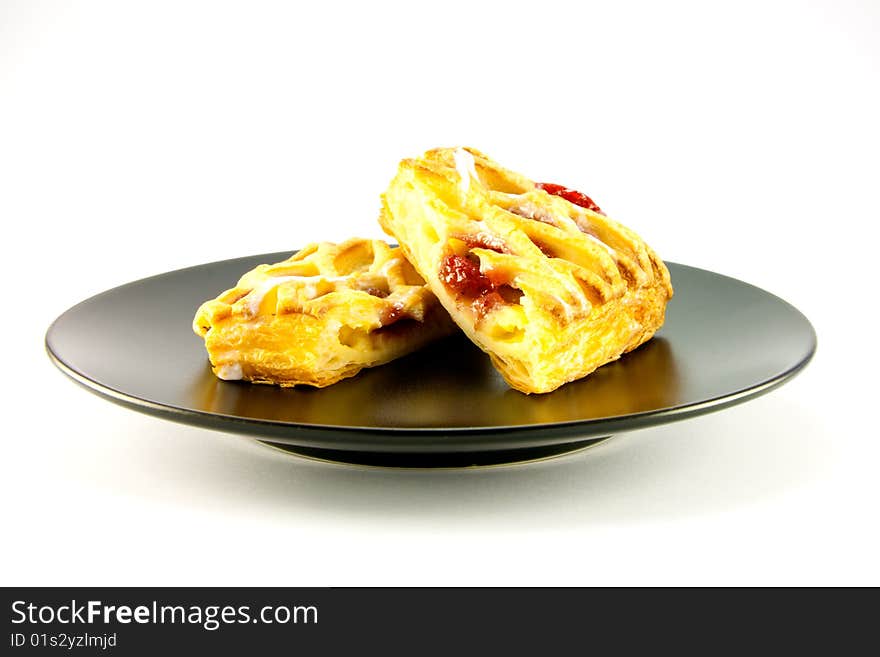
[257,436,614,468]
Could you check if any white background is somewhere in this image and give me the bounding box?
[2,0,878,585]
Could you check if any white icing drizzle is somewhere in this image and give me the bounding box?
[453,147,480,197]
[215,362,243,381]
[583,231,616,255]
[379,256,402,277]
[244,274,349,314]
[557,276,590,320]
[391,285,422,309]
[472,229,507,252]
[507,201,557,226]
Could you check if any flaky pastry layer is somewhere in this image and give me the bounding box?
[193,238,456,387]
[379,147,673,394]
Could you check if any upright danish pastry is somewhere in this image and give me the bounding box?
[379,147,673,394]
[193,238,456,387]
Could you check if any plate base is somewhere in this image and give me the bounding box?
[257,436,614,468]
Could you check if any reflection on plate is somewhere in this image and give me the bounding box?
[189,334,679,428]
[46,252,815,467]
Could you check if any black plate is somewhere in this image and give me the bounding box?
[46,251,816,467]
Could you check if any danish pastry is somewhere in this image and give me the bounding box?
[379,147,673,394]
[193,238,457,387]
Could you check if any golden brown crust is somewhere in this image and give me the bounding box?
[193,238,457,388]
[380,147,673,394]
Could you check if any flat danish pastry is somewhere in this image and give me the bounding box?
[379,147,673,394]
[193,238,457,387]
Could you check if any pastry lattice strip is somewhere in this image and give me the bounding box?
[193,238,456,387]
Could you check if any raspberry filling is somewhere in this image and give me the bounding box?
[536,182,604,215]
[472,290,507,317]
[439,254,492,298]
[439,254,514,319]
